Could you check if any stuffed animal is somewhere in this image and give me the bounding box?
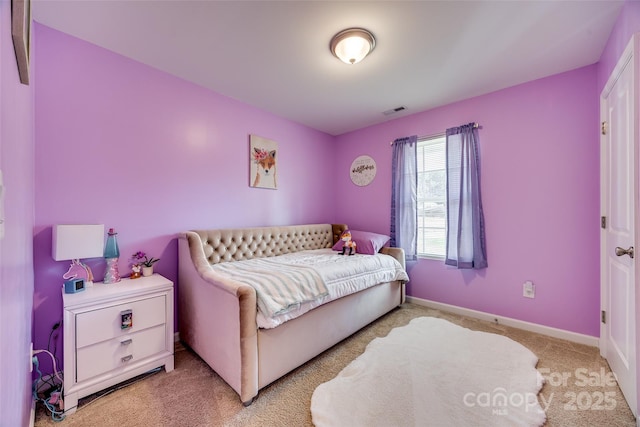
[339,230,357,256]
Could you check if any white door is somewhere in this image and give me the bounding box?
[600,34,637,417]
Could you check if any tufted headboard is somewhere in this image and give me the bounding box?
[185,224,348,265]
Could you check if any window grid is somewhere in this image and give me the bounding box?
[417,135,446,258]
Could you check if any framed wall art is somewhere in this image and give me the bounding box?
[250,135,278,189]
[12,0,31,85]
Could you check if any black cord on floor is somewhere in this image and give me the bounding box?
[76,367,162,411]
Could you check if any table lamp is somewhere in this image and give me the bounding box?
[52,224,105,287]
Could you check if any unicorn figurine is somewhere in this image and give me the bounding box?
[63,259,94,285]
[339,230,357,256]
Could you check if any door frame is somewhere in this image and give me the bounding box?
[600,32,639,419]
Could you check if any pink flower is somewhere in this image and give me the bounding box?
[131,251,159,267]
[253,148,268,162]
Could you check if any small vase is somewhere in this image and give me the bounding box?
[142,266,153,277]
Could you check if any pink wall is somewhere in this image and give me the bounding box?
[0,0,35,424]
[335,65,600,337]
[33,24,336,373]
[596,0,640,416]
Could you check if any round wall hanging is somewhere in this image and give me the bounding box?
[350,155,377,186]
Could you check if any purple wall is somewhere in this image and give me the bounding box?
[29,3,640,414]
[597,0,640,93]
[335,65,600,337]
[596,0,640,416]
[0,0,35,425]
[33,24,336,373]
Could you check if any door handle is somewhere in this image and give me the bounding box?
[615,246,634,259]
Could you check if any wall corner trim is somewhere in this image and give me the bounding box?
[29,398,36,427]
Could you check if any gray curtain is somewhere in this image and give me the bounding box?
[445,124,487,269]
[390,135,418,261]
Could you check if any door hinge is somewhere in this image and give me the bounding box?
[601,121,608,135]
[601,310,606,324]
[601,216,606,229]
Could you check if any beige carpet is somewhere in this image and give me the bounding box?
[35,303,636,427]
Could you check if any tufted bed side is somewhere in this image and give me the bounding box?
[191,223,347,265]
[178,223,403,405]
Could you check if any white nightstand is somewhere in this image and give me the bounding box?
[62,274,174,414]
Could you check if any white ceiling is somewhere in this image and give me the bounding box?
[32,0,624,136]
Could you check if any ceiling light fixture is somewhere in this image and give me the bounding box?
[330,28,376,65]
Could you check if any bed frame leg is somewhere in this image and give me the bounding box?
[242,397,255,407]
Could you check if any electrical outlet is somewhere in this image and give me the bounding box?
[523,281,535,298]
[29,342,33,373]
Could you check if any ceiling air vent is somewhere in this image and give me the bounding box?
[383,106,407,116]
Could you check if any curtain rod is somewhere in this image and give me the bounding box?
[390,122,479,145]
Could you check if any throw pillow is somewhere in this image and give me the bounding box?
[332,230,391,255]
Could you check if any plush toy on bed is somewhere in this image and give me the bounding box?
[338,230,357,256]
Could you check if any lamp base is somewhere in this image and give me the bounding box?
[104,258,121,284]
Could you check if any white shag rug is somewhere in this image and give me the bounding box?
[311,317,546,427]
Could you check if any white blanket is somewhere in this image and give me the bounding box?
[213,248,409,329]
[211,256,328,318]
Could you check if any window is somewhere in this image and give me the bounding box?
[417,135,446,258]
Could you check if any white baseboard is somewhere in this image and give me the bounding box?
[29,399,35,427]
[406,296,599,347]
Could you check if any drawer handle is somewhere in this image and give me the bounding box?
[120,339,132,346]
[121,309,133,330]
[121,355,133,363]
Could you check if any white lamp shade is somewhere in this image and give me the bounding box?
[330,28,376,65]
[52,224,105,261]
[334,37,371,64]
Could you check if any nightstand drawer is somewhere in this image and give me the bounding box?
[76,324,166,382]
[76,295,166,348]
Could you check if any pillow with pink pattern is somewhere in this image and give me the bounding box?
[332,230,390,255]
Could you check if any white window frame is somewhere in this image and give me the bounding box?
[417,135,447,259]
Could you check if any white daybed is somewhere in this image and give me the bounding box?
[178,223,407,405]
